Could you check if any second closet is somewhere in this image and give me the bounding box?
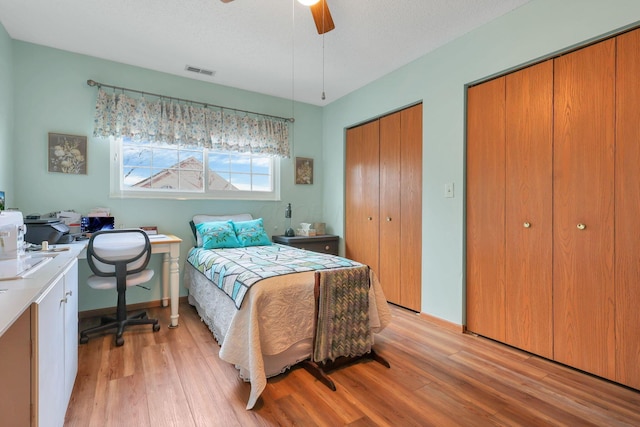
[466,28,640,390]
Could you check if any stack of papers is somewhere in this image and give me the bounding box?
[57,210,81,225]
[87,207,111,217]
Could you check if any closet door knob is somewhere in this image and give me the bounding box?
[367,216,373,221]
[386,217,392,221]
[577,223,586,230]
[523,222,531,228]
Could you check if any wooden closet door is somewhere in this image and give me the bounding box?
[379,112,402,304]
[615,28,640,389]
[346,121,380,276]
[553,39,615,379]
[504,60,553,358]
[399,104,422,311]
[466,77,506,341]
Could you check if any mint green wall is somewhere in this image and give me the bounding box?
[11,42,323,311]
[5,0,640,318]
[322,0,640,325]
[0,23,13,202]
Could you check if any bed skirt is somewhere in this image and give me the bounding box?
[183,261,391,409]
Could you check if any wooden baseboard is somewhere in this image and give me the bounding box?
[418,312,464,333]
[388,302,464,333]
[79,296,189,319]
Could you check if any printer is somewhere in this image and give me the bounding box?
[25,218,73,244]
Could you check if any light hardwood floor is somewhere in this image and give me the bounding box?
[65,302,640,426]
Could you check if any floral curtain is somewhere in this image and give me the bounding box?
[92,88,291,158]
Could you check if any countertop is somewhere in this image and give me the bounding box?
[0,244,83,336]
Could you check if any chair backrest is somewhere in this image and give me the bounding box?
[87,229,152,278]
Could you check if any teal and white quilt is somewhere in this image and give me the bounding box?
[187,243,362,308]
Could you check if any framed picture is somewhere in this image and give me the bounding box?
[295,157,313,185]
[0,191,5,210]
[48,133,87,175]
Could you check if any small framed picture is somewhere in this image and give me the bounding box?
[48,133,87,175]
[295,157,313,185]
[0,191,5,210]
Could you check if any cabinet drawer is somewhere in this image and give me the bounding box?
[295,240,338,255]
[272,235,339,256]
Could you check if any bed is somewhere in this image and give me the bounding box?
[183,214,391,409]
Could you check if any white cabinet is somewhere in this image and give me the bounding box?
[0,245,81,427]
[33,258,79,427]
[63,260,78,405]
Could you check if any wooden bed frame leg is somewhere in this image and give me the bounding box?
[302,360,337,391]
[370,348,391,368]
[301,349,389,392]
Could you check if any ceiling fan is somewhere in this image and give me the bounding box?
[220,0,335,34]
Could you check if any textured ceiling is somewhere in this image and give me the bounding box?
[0,0,530,106]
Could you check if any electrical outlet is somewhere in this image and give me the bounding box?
[444,183,454,198]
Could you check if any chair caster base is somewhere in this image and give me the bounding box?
[79,311,159,346]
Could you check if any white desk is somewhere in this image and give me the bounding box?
[77,233,183,328]
[148,234,182,327]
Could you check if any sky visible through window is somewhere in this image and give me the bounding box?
[121,139,272,192]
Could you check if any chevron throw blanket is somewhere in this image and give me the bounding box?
[187,244,362,308]
[313,265,372,363]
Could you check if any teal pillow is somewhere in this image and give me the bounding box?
[233,218,272,247]
[195,220,241,249]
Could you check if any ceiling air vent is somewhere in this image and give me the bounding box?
[185,65,216,77]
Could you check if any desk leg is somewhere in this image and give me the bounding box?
[168,245,180,328]
[162,254,169,307]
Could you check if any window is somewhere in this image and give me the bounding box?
[110,138,280,201]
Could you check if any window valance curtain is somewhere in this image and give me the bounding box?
[93,88,291,158]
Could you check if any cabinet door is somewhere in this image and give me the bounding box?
[466,77,506,341]
[34,275,66,427]
[0,308,31,427]
[504,60,553,358]
[379,112,402,304]
[64,259,79,404]
[346,120,380,275]
[399,104,422,311]
[615,28,640,389]
[553,39,615,379]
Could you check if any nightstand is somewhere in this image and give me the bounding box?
[272,234,339,256]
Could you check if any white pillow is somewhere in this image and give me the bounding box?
[192,213,253,247]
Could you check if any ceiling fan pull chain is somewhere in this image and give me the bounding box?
[321,2,326,101]
[321,36,326,101]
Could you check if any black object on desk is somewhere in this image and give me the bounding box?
[284,203,295,237]
[272,234,339,256]
[24,219,72,244]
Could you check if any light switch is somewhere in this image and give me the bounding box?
[444,183,454,198]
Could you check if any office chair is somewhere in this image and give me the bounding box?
[79,229,160,346]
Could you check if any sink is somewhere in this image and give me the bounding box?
[0,256,53,280]
[27,251,60,258]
